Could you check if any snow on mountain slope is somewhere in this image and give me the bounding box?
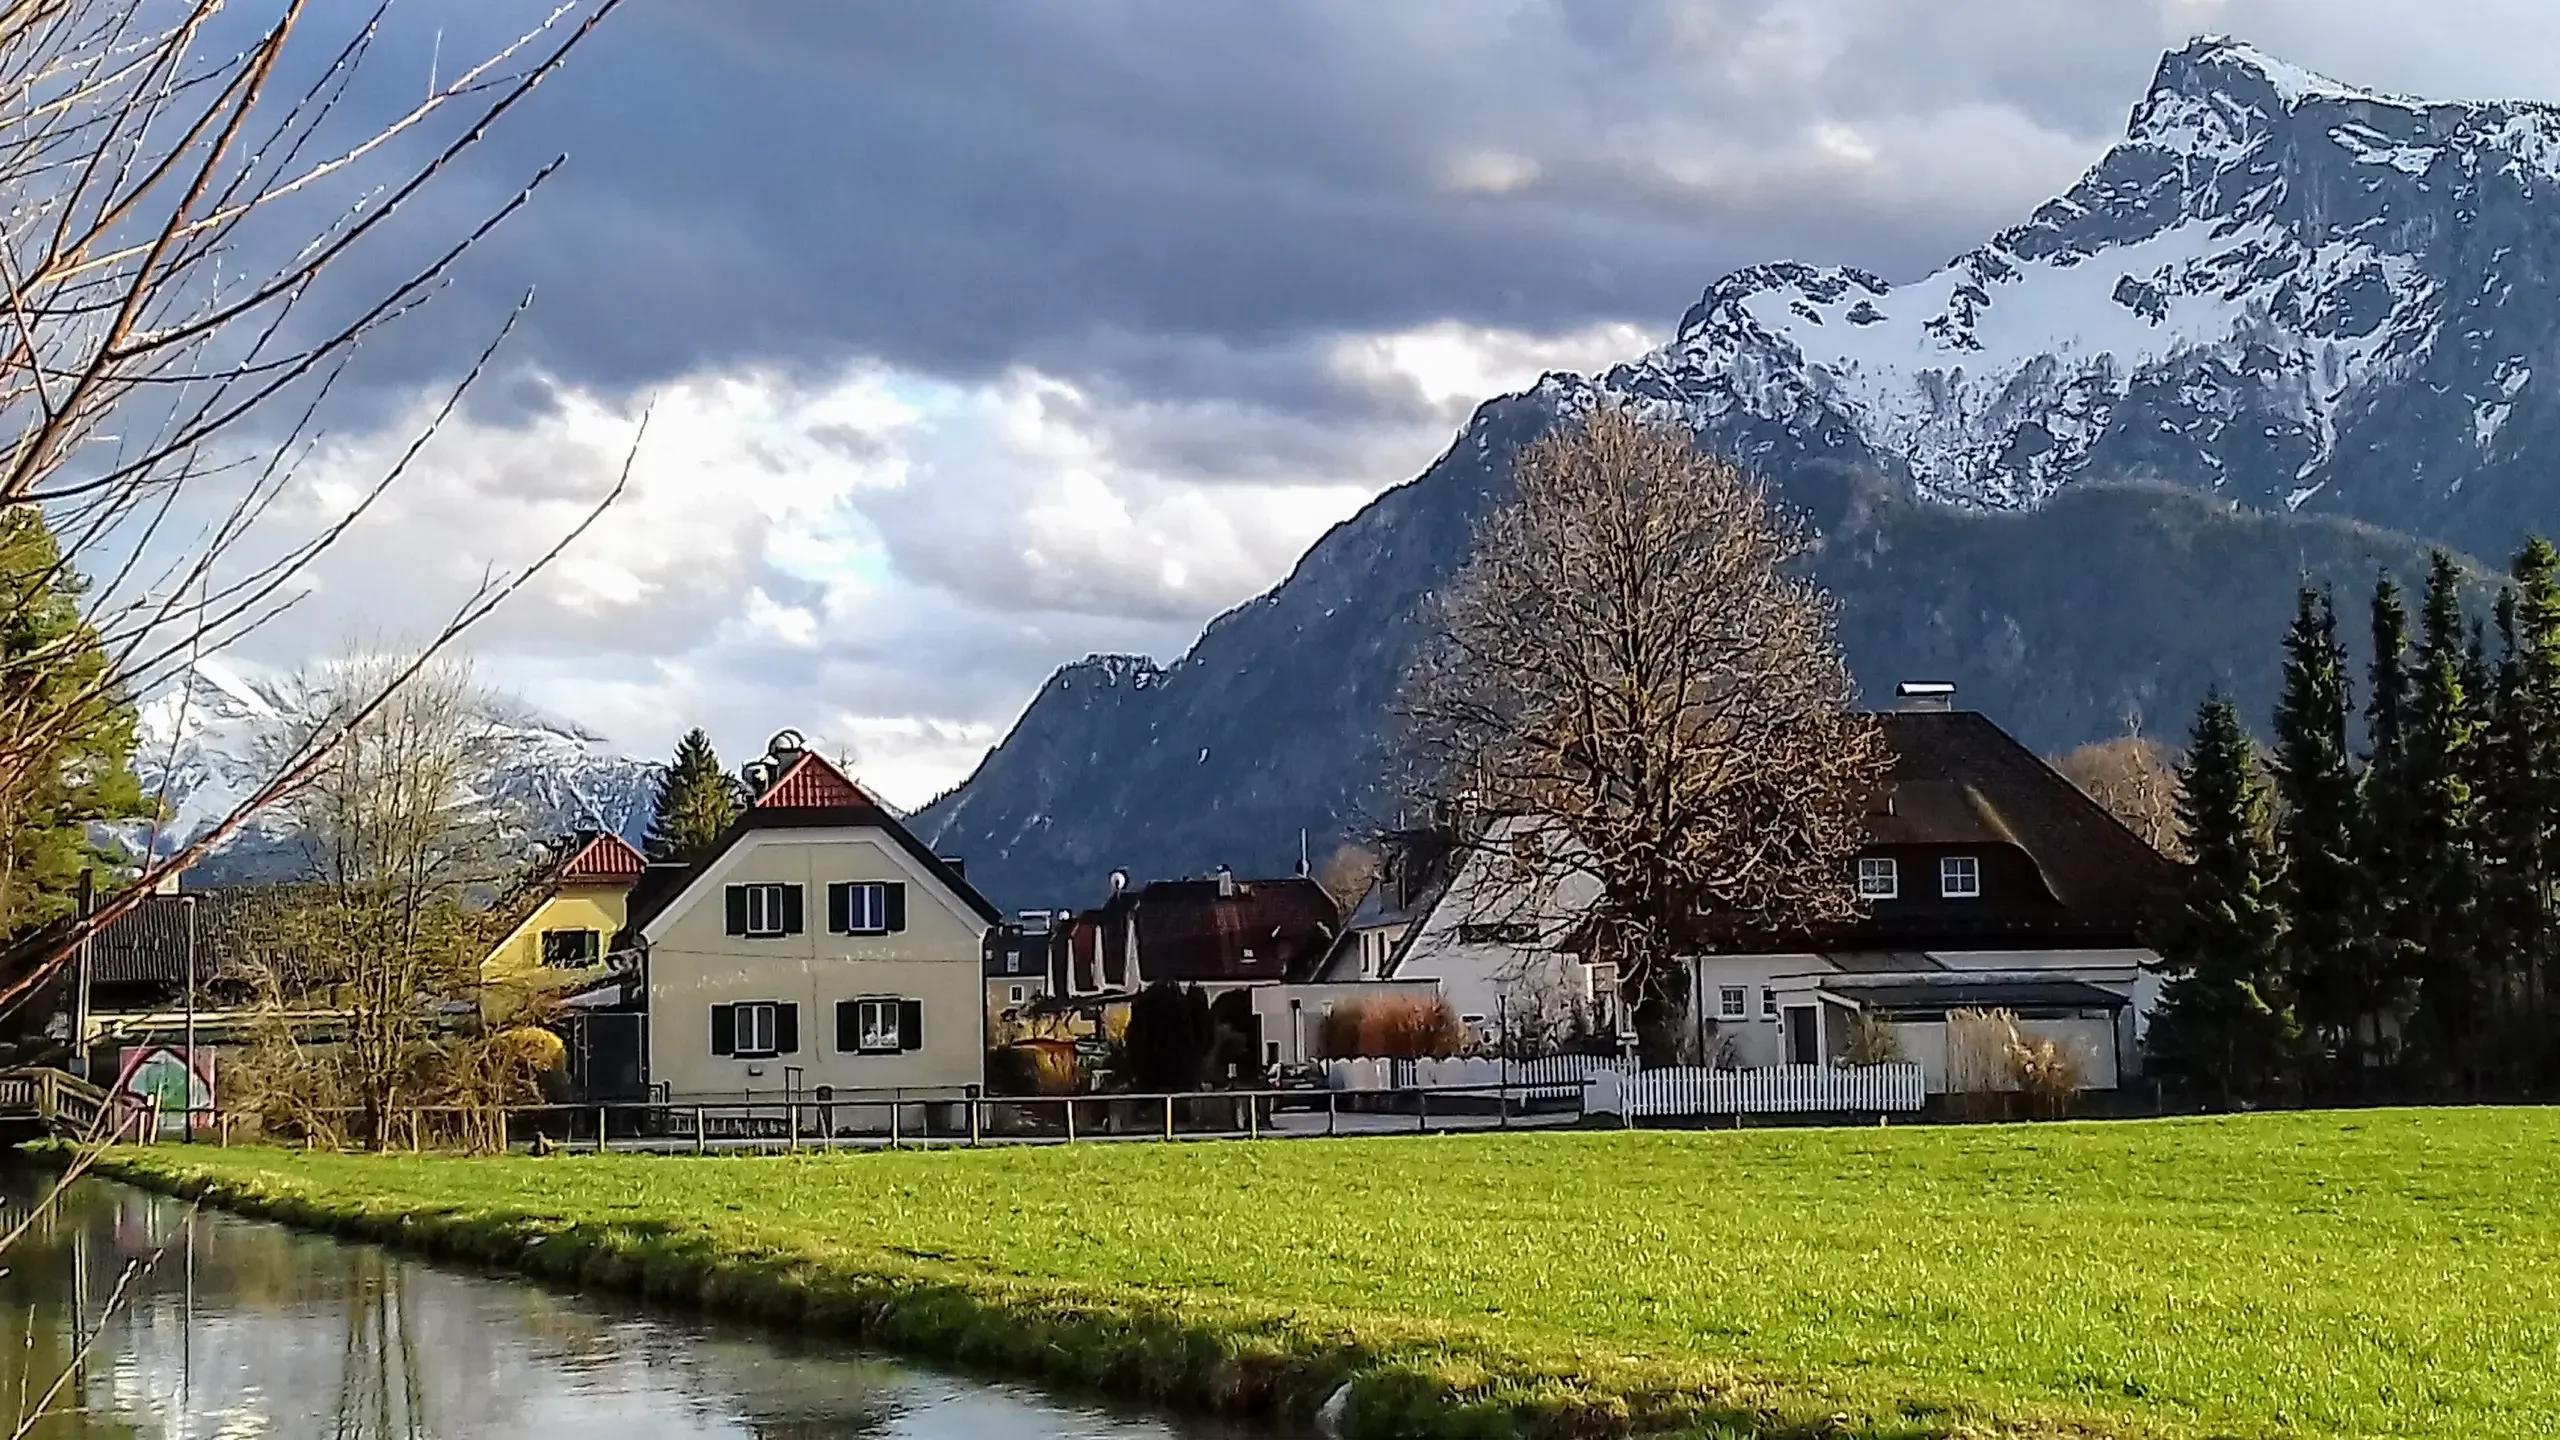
[1566,35,2560,542]
[920,36,2560,907]
[129,657,661,881]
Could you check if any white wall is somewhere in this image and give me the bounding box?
[1387,817,1609,1043]
[644,828,988,1101]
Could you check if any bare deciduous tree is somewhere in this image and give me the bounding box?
[0,0,631,1021]
[1400,407,1885,1066]
[227,647,558,1148]
[2052,733,2185,858]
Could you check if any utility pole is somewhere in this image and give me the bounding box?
[183,894,199,1138]
[70,869,94,1080]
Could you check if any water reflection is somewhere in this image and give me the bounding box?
[0,1177,1286,1440]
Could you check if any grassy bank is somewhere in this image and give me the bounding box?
[88,1109,2560,1439]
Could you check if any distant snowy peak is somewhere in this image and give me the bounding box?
[131,657,661,881]
[1575,37,2560,527]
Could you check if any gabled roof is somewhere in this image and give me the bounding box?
[629,749,1000,933]
[755,750,877,810]
[1384,708,2175,966]
[553,831,647,885]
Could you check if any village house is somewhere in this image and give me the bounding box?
[1043,867,1430,1068]
[630,735,1002,1105]
[1375,686,2177,1093]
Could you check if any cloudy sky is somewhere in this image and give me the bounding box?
[184,0,2560,808]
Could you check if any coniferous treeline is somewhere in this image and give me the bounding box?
[2151,543,2560,1102]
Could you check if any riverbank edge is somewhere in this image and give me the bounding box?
[79,1148,2158,1440]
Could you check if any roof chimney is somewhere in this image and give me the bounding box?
[1215,864,1237,898]
[1896,681,1956,713]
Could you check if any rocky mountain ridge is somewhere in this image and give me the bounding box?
[921,37,2560,908]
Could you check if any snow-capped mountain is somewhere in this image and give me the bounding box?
[130,656,661,882]
[919,38,2557,908]
[1575,36,2560,554]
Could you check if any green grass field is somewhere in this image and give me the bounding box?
[93,1110,2560,1439]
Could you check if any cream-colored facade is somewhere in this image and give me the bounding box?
[641,826,988,1101]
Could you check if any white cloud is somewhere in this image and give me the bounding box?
[193,316,1661,809]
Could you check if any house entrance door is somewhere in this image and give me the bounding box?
[1783,1006,1817,1065]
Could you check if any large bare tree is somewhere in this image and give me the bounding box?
[1401,407,1885,1065]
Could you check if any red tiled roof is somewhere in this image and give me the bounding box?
[755,750,876,810]
[556,832,647,885]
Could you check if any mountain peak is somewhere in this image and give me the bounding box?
[2152,36,2376,111]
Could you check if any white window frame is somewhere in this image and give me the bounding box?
[1762,986,1778,1020]
[1717,984,1748,1021]
[1006,984,1026,1005]
[839,881,890,935]
[1857,856,1899,899]
[742,884,792,938]
[853,996,901,1055]
[734,1001,780,1057]
[1940,855,1982,899]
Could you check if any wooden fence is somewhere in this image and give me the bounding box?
[1584,1062,1926,1120]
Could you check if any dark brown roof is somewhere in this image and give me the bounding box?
[1825,709,2174,948]
[627,800,1002,933]
[87,887,310,987]
[1134,876,1339,983]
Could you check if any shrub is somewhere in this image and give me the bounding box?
[1317,1001,1366,1060]
[1843,1011,1904,1065]
[1359,996,1465,1059]
[2009,1035,2084,1118]
[1944,1008,2022,1096]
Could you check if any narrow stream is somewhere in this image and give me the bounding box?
[0,1175,1301,1440]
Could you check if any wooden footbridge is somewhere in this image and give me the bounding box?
[0,1068,116,1143]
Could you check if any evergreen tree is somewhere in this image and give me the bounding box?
[0,508,148,934]
[2270,587,2362,1091]
[2354,574,2421,1071]
[2482,539,2560,1087]
[642,728,741,864]
[2148,694,2298,1105]
[2402,552,2487,1089]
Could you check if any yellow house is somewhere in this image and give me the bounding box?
[480,831,648,1019]
[633,745,999,1104]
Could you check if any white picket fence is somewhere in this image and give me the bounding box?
[1323,1054,1633,1098]
[1584,1062,1926,1119]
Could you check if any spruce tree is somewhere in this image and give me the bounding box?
[2486,539,2560,1087]
[0,508,148,933]
[2148,694,2298,1105]
[643,728,741,864]
[2270,587,2361,1091]
[2354,574,2421,1074]
[2403,552,2486,1089]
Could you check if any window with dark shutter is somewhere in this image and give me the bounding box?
[826,882,905,935]
[835,999,860,1052]
[709,1004,736,1056]
[897,997,924,1051]
[733,884,799,938]
[774,1002,799,1055]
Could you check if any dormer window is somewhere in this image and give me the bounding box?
[1940,855,1981,899]
[1857,857,1899,899]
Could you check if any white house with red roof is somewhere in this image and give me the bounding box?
[628,734,1002,1110]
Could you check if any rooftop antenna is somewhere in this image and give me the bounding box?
[1297,828,1309,878]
